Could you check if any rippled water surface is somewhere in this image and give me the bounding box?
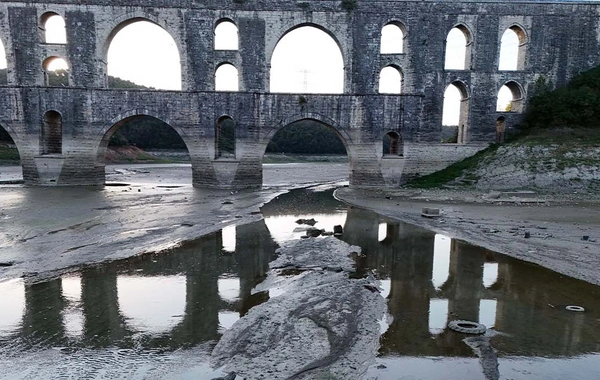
[1,188,600,379]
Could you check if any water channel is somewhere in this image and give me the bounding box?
[1,187,600,379]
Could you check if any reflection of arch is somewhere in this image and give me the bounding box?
[40,12,67,44]
[42,56,69,86]
[499,25,528,71]
[269,23,345,94]
[379,65,403,94]
[215,115,236,159]
[442,81,470,144]
[497,81,524,113]
[215,62,239,91]
[42,110,63,155]
[214,19,239,50]
[96,110,189,163]
[444,24,473,70]
[383,131,403,156]
[380,22,406,54]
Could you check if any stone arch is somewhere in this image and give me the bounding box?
[380,21,406,54]
[497,80,525,112]
[215,115,236,159]
[101,16,184,90]
[0,122,22,157]
[383,131,403,156]
[444,24,473,70]
[215,62,239,91]
[41,110,63,155]
[263,113,352,150]
[442,81,470,144]
[499,24,528,71]
[42,56,70,86]
[379,65,403,94]
[40,12,67,44]
[268,23,346,93]
[214,18,239,50]
[95,110,190,163]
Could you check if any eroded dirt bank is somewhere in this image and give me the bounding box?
[335,187,600,286]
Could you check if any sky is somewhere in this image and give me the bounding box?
[0,17,519,126]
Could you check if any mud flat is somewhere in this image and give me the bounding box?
[335,187,600,285]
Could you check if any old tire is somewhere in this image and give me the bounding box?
[565,305,585,312]
[448,320,486,334]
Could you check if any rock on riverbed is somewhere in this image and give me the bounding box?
[211,237,386,380]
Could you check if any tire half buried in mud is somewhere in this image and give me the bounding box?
[448,320,487,334]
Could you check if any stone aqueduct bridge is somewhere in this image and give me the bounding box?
[1,0,599,188]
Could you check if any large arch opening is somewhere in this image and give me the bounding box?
[106,20,182,90]
[262,118,349,186]
[499,26,527,71]
[270,25,344,94]
[41,13,67,44]
[99,115,191,184]
[444,25,472,70]
[0,125,20,171]
[442,82,470,144]
[496,81,524,113]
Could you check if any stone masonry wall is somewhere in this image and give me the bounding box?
[0,0,597,187]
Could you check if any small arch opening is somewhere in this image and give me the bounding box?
[270,25,344,94]
[0,37,7,85]
[444,25,472,70]
[43,57,69,87]
[380,23,405,54]
[215,116,236,159]
[499,26,527,71]
[496,116,506,143]
[41,13,67,44]
[42,110,62,155]
[383,131,403,156]
[496,81,524,113]
[215,63,239,91]
[107,20,182,90]
[215,20,239,50]
[442,82,470,143]
[379,66,402,94]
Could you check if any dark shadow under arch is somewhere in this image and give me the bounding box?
[0,123,20,162]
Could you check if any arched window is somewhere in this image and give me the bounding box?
[215,63,239,91]
[270,25,344,94]
[215,20,239,50]
[383,131,403,156]
[41,13,67,44]
[215,116,236,159]
[0,37,7,85]
[107,20,182,90]
[499,26,527,71]
[379,66,402,94]
[444,25,472,70]
[42,110,62,155]
[380,23,404,54]
[442,82,470,143]
[496,81,524,112]
[42,57,69,86]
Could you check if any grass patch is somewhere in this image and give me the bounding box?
[406,144,500,189]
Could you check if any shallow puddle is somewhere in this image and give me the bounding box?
[1,187,600,379]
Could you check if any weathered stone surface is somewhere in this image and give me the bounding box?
[0,0,598,188]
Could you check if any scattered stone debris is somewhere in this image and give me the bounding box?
[524,232,531,238]
[0,262,14,267]
[582,235,590,241]
[306,227,324,237]
[333,225,344,236]
[222,200,233,205]
[421,207,442,218]
[295,218,317,226]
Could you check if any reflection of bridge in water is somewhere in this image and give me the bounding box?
[3,205,600,357]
